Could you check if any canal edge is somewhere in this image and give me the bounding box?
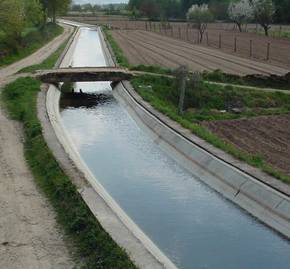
[38,24,178,269]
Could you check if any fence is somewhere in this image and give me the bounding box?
[66,16,290,68]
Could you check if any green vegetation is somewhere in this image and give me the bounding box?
[19,36,70,73]
[103,27,129,68]
[0,0,71,66]
[1,77,136,269]
[131,74,290,184]
[203,69,290,91]
[0,23,63,67]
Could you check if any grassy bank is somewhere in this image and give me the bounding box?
[131,75,290,184]
[1,77,136,268]
[19,36,71,73]
[0,23,63,67]
[203,70,290,91]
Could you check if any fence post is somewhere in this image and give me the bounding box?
[234,37,237,52]
[206,32,209,46]
[186,25,189,41]
[219,34,222,49]
[171,26,173,37]
[266,42,270,60]
[145,22,148,31]
[178,27,181,39]
[250,40,252,57]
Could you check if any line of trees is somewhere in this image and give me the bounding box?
[0,0,71,54]
[128,0,290,24]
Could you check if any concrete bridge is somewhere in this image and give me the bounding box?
[36,67,134,83]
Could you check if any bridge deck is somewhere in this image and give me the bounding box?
[36,67,134,83]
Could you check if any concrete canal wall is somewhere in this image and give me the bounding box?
[39,25,177,269]
[113,80,290,239]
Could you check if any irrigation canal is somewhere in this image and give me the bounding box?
[59,27,290,269]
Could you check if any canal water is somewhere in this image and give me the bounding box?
[60,27,290,269]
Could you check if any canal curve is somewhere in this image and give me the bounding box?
[59,27,290,269]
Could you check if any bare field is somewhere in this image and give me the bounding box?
[111,30,288,75]
[203,115,290,176]
[64,16,290,69]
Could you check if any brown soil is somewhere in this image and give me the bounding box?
[111,30,289,76]
[203,115,290,176]
[65,16,290,69]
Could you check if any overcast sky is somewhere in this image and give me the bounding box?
[73,0,128,4]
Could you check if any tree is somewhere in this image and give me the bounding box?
[47,0,71,23]
[0,0,25,50]
[187,4,213,42]
[139,0,160,19]
[209,0,231,20]
[250,0,275,36]
[228,0,253,32]
[25,0,45,28]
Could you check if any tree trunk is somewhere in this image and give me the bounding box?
[237,22,242,32]
[52,7,56,24]
[264,26,269,36]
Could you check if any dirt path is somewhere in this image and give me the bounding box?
[0,24,75,269]
[112,30,289,76]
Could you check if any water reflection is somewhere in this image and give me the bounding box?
[60,27,290,269]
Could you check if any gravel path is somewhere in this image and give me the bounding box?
[112,30,289,76]
[0,24,75,269]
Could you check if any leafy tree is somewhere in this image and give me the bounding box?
[0,0,25,50]
[47,0,71,23]
[139,0,160,19]
[209,0,231,20]
[228,0,253,32]
[250,0,275,36]
[25,0,45,28]
[273,0,290,23]
[187,4,214,42]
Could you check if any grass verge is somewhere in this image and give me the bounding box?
[131,75,290,184]
[1,77,136,268]
[19,36,70,73]
[0,23,64,67]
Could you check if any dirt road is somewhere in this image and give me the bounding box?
[203,115,290,176]
[111,30,289,76]
[0,24,75,269]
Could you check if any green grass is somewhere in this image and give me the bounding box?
[102,27,129,67]
[0,23,64,67]
[19,37,70,73]
[1,77,137,269]
[203,69,290,91]
[131,75,290,184]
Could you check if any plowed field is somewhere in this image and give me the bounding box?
[111,30,289,76]
[203,115,290,176]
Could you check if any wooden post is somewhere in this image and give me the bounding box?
[186,25,189,41]
[159,23,161,33]
[234,37,237,52]
[177,66,188,115]
[266,42,270,60]
[219,34,222,49]
[145,22,148,31]
[171,26,173,37]
[206,32,209,46]
[250,40,252,57]
[178,27,181,39]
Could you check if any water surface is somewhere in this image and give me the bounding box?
[60,28,290,269]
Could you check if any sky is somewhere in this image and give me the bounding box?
[74,0,128,4]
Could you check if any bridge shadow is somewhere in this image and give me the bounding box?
[60,92,113,109]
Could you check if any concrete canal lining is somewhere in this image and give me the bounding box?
[38,24,178,269]
[113,80,290,239]
[96,22,290,238]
